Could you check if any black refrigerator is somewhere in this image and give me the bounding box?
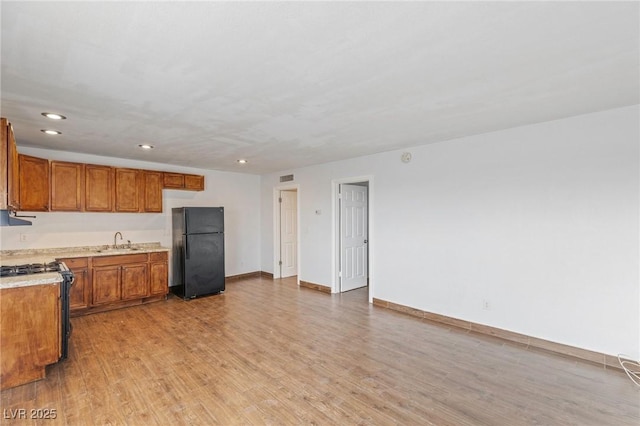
[171,207,225,299]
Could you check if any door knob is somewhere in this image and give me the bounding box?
[364,239,368,244]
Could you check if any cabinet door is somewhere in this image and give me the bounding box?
[7,121,20,210]
[143,171,163,213]
[162,172,184,189]
[18,154,50,211]
[59,257,90,311]
[121,263,148,300]
[85,165,113,212]
[149,262,168,295]
[51,161,84,211]
[0,284,60,390]
[0,119,8,210]
[69,268,89,311]
[115,168,141,212]
[92,265,121,305]
[184,174,204,191]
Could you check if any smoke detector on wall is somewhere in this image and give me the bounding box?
[401,152,412,163]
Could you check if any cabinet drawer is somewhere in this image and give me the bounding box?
[92,253,149,267]
[149,252,168,262]
[59,257,88,269]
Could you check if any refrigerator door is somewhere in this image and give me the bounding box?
[185,207,224,234]
[183,232,225,298]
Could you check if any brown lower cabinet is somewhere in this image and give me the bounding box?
[61,257,90,310]
[0,283,60,390]
[149,252,169,295]
[59,251,168,317]
[92,253,148,305]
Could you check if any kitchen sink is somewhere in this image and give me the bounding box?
[95,247,141,253]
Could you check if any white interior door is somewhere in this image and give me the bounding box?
[280,190,298,278]
[340,184,368,292]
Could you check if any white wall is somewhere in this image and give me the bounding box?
[261,105,640,359]
[0,149,262,280]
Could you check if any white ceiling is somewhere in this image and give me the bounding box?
[1,1,638,175]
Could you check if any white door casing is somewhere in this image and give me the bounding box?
[340,184,368,292]
[280,190,298,278]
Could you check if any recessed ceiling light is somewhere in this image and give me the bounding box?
[237,159,248,164]
[41,112,66,120]
[138,144,154,150]
[41,129,61,135]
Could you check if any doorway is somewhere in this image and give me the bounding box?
[333,177,372,300]
[273,186,299,280]
[279,189,298,278]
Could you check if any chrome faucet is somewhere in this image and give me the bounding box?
[113,232,123,249]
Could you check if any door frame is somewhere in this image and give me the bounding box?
[273,184,300,282]
[332,175,374,302]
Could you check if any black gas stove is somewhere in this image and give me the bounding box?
[0,260,74,361]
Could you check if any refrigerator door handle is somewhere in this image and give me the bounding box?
[185,236,190,260]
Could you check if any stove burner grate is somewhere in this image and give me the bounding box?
[0,261,64,277]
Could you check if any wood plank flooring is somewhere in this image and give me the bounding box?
[1,276,638,425]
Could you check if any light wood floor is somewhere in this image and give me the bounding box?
[1,276,638,425]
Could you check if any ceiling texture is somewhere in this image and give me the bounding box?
[1,1,638,174]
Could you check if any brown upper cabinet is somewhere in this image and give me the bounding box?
[18,154,50,211]
[163,172,204,191]
[0,118,9,210]
[143,171,163,213]
[51,161,84,211]
[85,164,114,212]
[184,174,205,191]
[1,118,20,210]
[114,168,141,213]
[162,172,184,189]
[8,126,19,210]
[2,118,204,214]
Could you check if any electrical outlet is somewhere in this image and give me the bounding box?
[19,234,28,242]
[482,300,490,310]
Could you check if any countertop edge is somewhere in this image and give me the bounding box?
[0,273,62,289]
[56,247,170,260]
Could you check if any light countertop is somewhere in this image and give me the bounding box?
[0,243,170,289]
[0,243,170,266]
